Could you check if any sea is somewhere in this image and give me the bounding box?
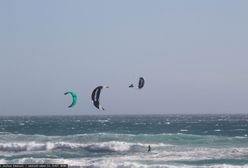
[0,114,248,168]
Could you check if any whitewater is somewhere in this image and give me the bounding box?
[0,115,248,168]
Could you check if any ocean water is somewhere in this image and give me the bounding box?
[0,114,248,168]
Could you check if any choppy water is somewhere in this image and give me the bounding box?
[0,114,248,168]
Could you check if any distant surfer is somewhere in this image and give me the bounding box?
[148,145,151,152]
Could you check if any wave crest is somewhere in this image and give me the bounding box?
[0,141,133,153]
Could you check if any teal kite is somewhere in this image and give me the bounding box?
[64,92,77,108]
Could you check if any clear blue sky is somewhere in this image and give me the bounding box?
[0,0,248,115]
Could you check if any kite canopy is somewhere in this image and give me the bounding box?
[129,77,145,89]
[91,86,109,110]
[138,77,145,89]
[64,92,77,108]
[129,84,134,88]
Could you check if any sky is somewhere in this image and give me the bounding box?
[0,0,248,115]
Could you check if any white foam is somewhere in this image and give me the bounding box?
[0,142,46,152]
[85,141,130,152]
[2,157,248,168]
[1,133,248,167]
[180,129,188,132]
[214,129,221,132]
[0,139,247,167]
[97,119,110,123]
[0,141,135,153]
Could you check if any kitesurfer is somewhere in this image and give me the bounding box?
[148,145,151,152]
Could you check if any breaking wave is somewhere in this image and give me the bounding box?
[0,141,130,153]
